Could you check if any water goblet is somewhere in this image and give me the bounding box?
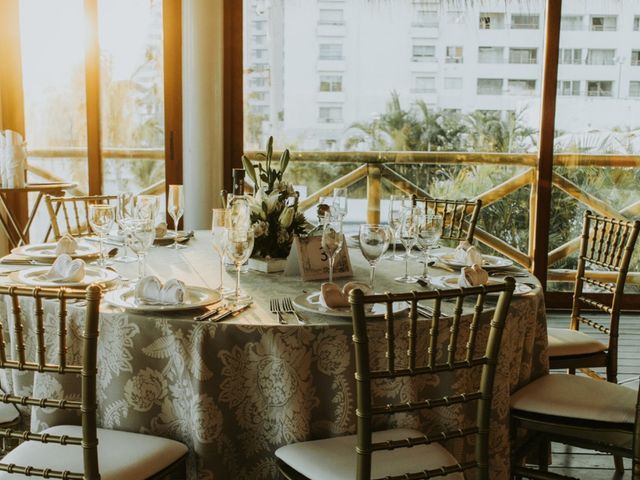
[114,193,137,264]
[126,218,155,281]
[359,224,390,291]
[134,195,160,222]
[225,228,255,305]
[167,185,185,249]
[416,213,443,283]
[321,217,344,283]
[395,208,419,283]
[88,204,115,267]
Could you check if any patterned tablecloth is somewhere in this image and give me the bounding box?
[0,232,548,480]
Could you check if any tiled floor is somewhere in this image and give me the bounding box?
[537,311,639,479]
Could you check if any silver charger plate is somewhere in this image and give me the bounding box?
[105,286,222,312]
[429,275,534,296]
[9,266,119,288]
[11,242,101,263]
[433,251,514,269]
[292,291,409,318]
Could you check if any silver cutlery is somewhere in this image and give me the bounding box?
[489,270,530,278]
[280,297,306,325]
[211,303,252,322]
[194,304,225,322]
[270,298,287,324]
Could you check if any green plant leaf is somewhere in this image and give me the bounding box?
[279,148,290,175]
[241,155,258,186]
[266,136,273,171]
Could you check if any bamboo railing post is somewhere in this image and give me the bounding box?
[366,163,382,224]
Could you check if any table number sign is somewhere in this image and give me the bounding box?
[284,234,353,281]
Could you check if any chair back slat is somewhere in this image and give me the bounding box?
[0,285,101,479]
[44,195,118,240]
[349,279,515,480]
[570,211,640,383]
[412,196,482,244]
[385,301,395,373]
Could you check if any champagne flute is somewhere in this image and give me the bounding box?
[386,195,406,261]
[211,208,232,295]
[395,208,419,283]
[322,217,344,283]
[88,204,115,267]
[115,193,137,263]
[126,218,155,281]
[416,213,443,283]
[359,224,390,290]
[167,185,185,249]
[225,228,255,305]
[332,187,348,219]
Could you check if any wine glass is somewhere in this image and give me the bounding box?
[321,217,344,283]
[226,194,251,232]
[416,213,443,283]
[386,194,407,261]
[225,228,255,305]
[88,204,115,267]
[317,196,333,225]
[134,195,160,222]
[167,185,185,249]
[359,224,390,290]
[332,188,348,219]
[395,208,419,283]
[126,218,155,281]
[211,208,232,295]
[115,193,137,264]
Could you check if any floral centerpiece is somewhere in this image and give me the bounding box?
[242,137,308,265]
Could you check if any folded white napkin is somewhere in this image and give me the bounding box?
[320,281,372,309]
[44,254,86,283]
[458,264,489,288]
[134,276,187,305]
[453,241,484,266]
[0,130,27,188]
[55,234,78,255]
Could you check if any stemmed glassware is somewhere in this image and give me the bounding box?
[359,224,390,290]
[225,228,255,305]
[126,218,155,281]
[395,207,419,283]
[211,208,232,296]
[134,195,159,222]
[167,185,185,249]
[88,204,115,267]
[321,217,344,283]
[386,194,408,261]
[332,188,348,220]
[115,193,137,264]
[416,213,443,283]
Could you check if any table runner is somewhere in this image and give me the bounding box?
[0,232,548,479]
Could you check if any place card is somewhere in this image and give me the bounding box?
[284,234,352,281]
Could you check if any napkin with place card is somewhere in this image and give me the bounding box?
[44,254,86,282]
[55,233,78,256]
[134,276,187,305]
[458,264,489,287]
[320,281,373,309]
[453,240,484,266]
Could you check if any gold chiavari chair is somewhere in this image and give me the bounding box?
[411,196,482,244]
[44,194,118,241]
[547,210,640,384]
[275,278,516,480]
[0,285,188,479]
[510,370,640,478]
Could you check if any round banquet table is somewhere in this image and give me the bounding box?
[0,231,548,480]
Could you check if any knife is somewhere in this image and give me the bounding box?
[210,303,252,322]
[193,305,225,322]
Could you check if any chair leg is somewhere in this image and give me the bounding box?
[567,368,575,376]
[614,455,624,474]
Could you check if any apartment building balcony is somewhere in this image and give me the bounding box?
[315,23,347,37]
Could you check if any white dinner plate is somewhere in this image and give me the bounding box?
[292,291,409,318]
[433,251,513,269]
[9,266,119,288]
[429,275,534,296]
[11,242,101,263]
[104,286,222,312]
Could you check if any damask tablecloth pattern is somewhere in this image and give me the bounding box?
[0,234,548,480]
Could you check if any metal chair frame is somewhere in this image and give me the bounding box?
[549,210,640,383]
[44,194,118,241]
[411,196,482,243]
[277,277,516,480]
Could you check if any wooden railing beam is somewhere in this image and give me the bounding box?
[367,164,382,224]
[552,172,624,220]
[298,164,368,212]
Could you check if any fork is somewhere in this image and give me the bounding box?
[280,297,306,325]
[270,298,287,324]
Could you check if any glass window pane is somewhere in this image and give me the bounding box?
[98,0,166,196]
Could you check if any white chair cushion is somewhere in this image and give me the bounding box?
[547,327,607,357]
[511,374,637,424]
[0,425,188,480]
[0,402,19,425]
[275,428,465,480]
